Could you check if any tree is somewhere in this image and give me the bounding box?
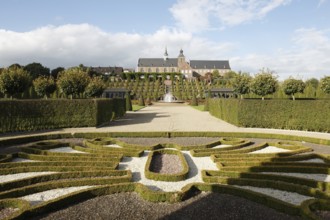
[125,92,132,111]
[320,76,330,94]
[251,69,278,100]
[51,67,65,79]
[85,77,106,98]
[33,76,56,99]
[24,62,50,79]
[211,69,220,79]
[138,94,145,106]
[305,78,319,89]
[282,78,306,100]
[0,67,31,99]
[57,67,90,99]
[233,72,252,99]
[190,93,198,106]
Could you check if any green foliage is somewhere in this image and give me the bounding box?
[282,78,306,100]
[320,76,330,94]
[125,92,133,111]
[57,67,90,99]
[85,77,106,98]
[0,66,31,98]
[138,94,145,106]
[50,67,65,79]
[305,78,319,89]
[33,76,56,99]
[0,99,125,133]
[251,70,278,100]
[24,62,50,79]
[209,99,330,132]
[233,72,251,99]
[190,93,198,106]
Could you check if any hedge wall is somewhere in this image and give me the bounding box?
[209,99,330,132]
[0,99,126,133]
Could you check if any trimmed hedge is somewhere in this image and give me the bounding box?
[145,149,189,181]
[0,98,125,133]
[208,99,330,132]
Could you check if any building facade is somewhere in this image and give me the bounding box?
[137,49,231,77]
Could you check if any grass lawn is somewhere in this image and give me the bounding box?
[132,105,145,111]
[191,105,205,111]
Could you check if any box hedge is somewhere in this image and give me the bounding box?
[0,98,126,133]
[208,99,330,132]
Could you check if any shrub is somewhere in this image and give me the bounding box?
[57,67,90,99]
[190,93,198,106]
[208,99,330,132]
[0,66,31,99]
[33,76,56,99]
[0,99,125,133]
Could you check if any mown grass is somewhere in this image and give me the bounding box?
[191,105,205,111]
[132,105,146,111]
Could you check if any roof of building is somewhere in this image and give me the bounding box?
[138,58,178,67]
[90,67,123,74]
[190,60,230,69]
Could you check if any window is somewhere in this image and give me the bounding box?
[148,68,151,73]
[140,68,144,73]
[156,68,159,73]
[164,68,167,72]
[171,68,175,72]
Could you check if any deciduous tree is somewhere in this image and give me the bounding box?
[24,62,50,79]
[251,69,278,100]
[233,72,252,99]
[85,77,106,98]
[57,67,90,99]
[320,76,330,94]
[282,78,306,100]
[0,67,31,99]
[33,76,56,99]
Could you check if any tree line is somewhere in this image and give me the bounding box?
[0,62,329,100]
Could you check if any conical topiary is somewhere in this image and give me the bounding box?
[190,93,198,106]
[204,90,211,111]
[125,91,132,111]
[138,94,145,106]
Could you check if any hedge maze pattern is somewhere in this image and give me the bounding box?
[1,135,330,219]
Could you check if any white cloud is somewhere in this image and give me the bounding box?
[0,24,233,69]
[231,28,330,80]
[0,24,329,80]
[170,0,291,32]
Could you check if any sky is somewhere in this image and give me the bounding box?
[0,0,330,80]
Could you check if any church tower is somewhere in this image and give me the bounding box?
[164,47,168,61]
[178,49,186,69]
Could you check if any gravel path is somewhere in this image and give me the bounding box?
[0,172,58,184]
[233,185,313,206]
[118,150,218,192]
[31,192,301,220]
[21,186,95,206]
[249,146,291,154]
[150,154,183,174]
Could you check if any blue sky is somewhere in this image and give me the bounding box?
[0,0,329,80]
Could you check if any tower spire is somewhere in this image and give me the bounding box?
[164,46,168,60]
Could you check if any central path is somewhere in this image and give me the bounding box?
[107,103,238,132]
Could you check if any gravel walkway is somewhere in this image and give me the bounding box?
[31,192,301,220]
[150,154,183,174]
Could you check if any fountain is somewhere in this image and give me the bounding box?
[158,79,184,103]
[163,92,176,102]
